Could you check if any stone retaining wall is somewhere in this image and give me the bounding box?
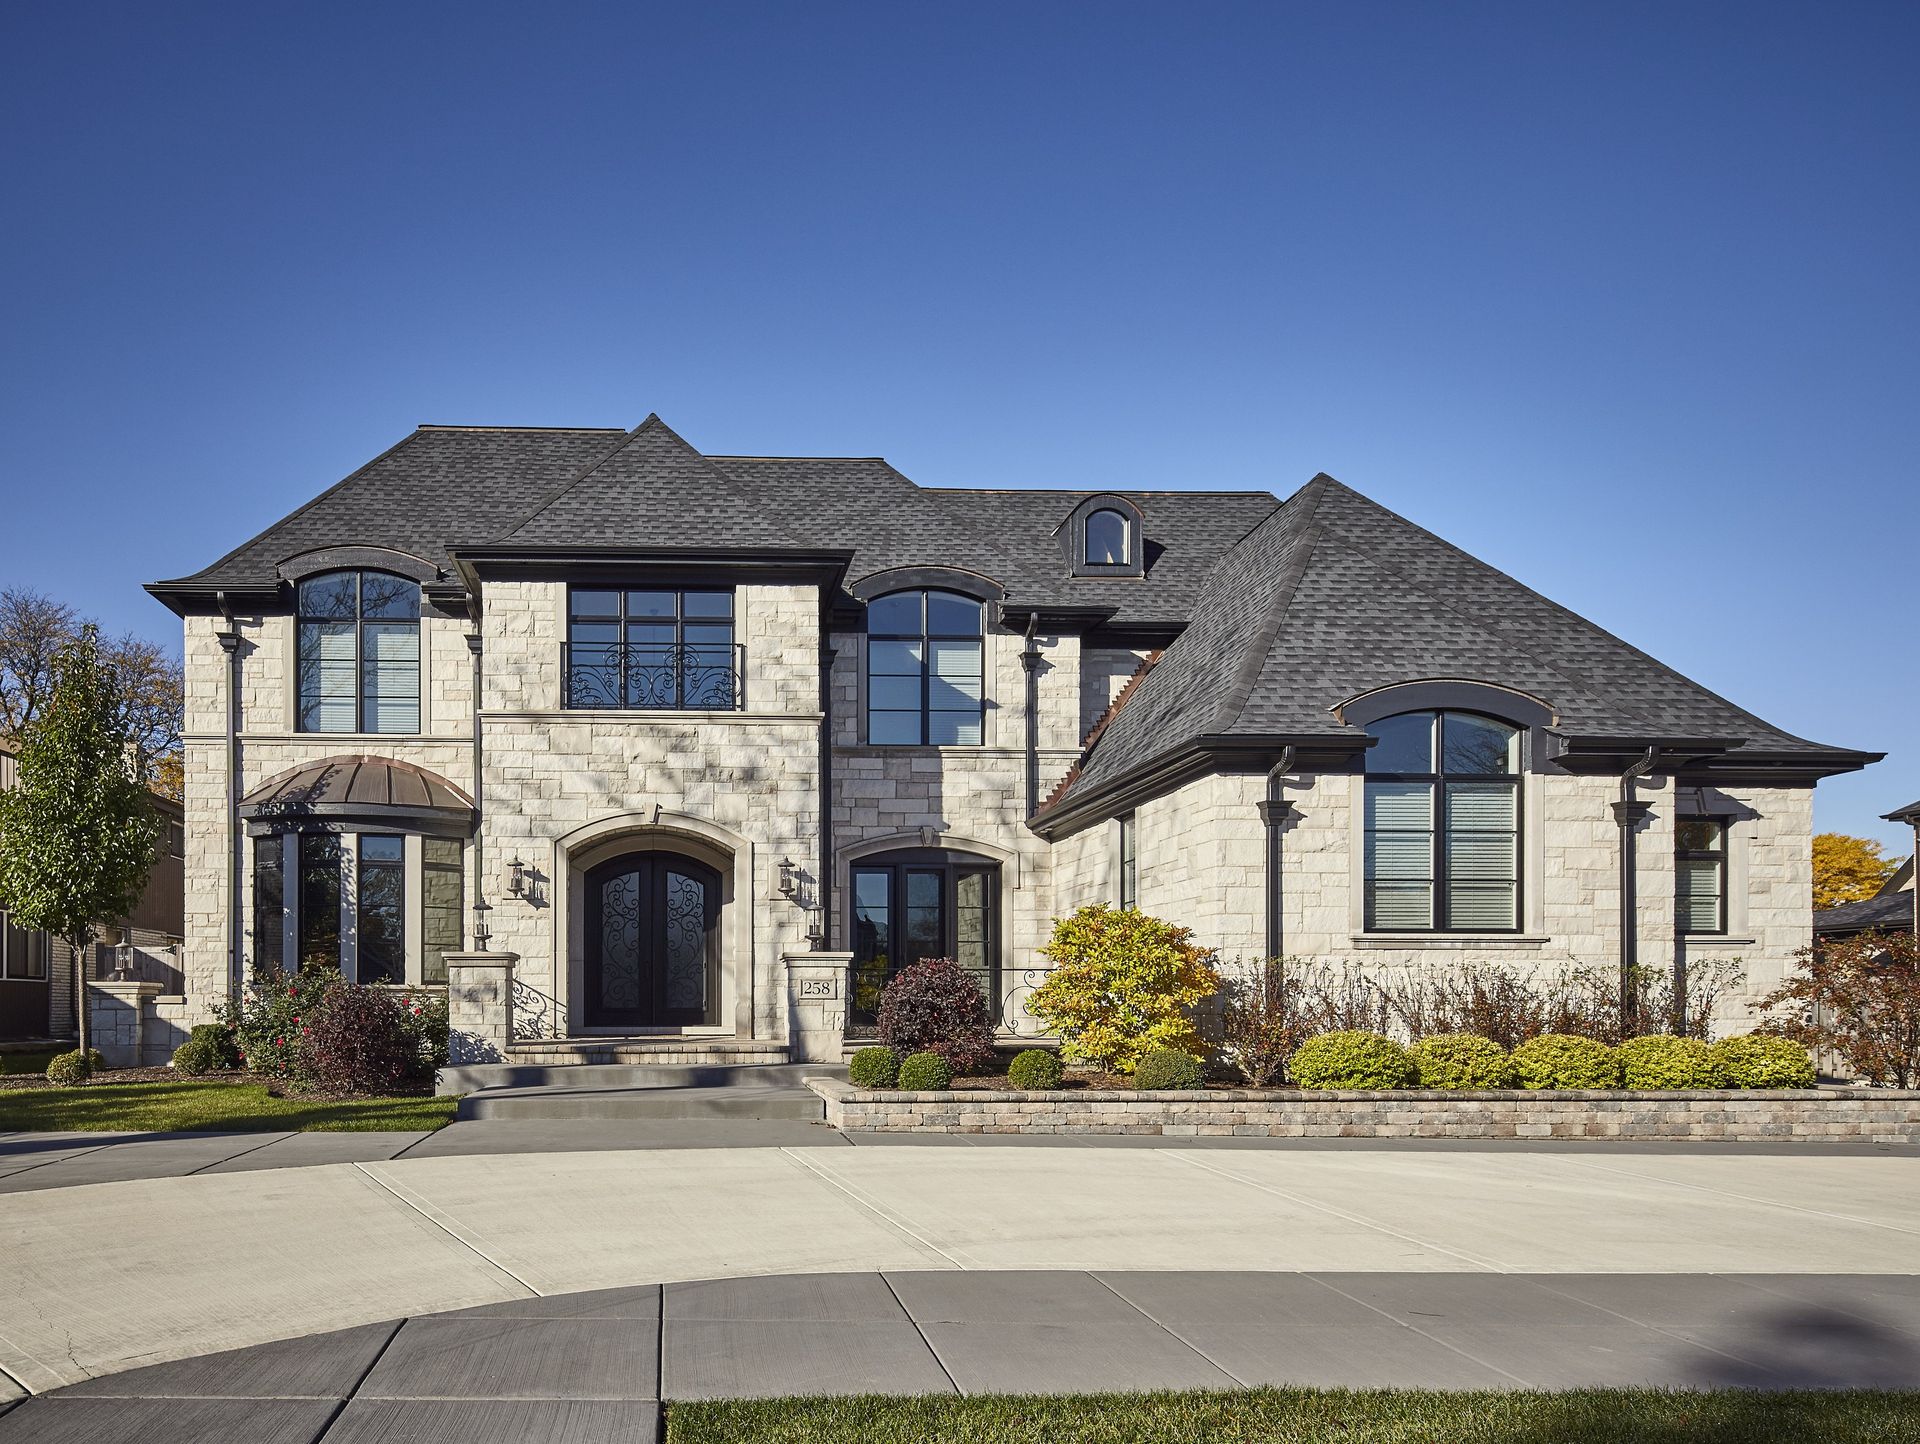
[807,1078,1920,1143]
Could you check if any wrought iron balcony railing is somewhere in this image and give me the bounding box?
[563,642,745,711]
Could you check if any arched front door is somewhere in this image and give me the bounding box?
[584,853,721,1028]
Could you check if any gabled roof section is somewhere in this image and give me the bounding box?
[1043,474,1877,824]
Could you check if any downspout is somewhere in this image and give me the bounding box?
[1019,615,1042,819]
[1255,748,1298,960]
[1612,747,1661,1036]
[466,630,485,955]
[818,629,836,950]
[215,593,243,1008]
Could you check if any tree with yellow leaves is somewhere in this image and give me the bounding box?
[1812,833,1898,912]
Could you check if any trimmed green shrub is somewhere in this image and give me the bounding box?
[1007,1048,1064,1090]
[1509,1033,1621,1090]
[188,1022,241,1071]
[1618,1034,1724,1090]
[171,1038,219,1076]
[897,1051,953,1091]
[848,1046,900,1088]
[1131,1047,1203,1090]
[1288,1030,1417,1089]
[1411,1033,1513,1090]
[1711,1033,1816,1089]
[44,1048,104,1085]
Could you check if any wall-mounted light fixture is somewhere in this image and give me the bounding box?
[507,857,526,898]
[777,858,799,900]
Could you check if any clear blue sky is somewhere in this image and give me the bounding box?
[2,2,1913,848]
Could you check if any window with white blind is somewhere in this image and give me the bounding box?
[1675,817,1728,935]
[1364,710,1521,931]
[865,590,985,746]
[296,571,421,733]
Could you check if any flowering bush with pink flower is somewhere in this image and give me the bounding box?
[219,967,447,1094]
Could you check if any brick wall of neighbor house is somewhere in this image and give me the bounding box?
[478,581,823,1039]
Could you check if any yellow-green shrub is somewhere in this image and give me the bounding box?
[1027,905,1223,1073]
[1618,1034,1724,1089]
[1509,1033,1620,1090]
[1710,1034,1816,1089]
[1411,1034,1512,1089]
[1288,1030,1417,1089]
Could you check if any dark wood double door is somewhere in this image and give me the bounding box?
[584,852,720,1028]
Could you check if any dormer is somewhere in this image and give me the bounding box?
[1055,493,1145,580]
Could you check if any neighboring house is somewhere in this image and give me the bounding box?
[0,738,185,1042]
[146,416,1878,1056]
[1814,800,1919,942]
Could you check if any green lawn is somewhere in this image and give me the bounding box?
[0,1079,458,1132]
[663,1389,1919,1444]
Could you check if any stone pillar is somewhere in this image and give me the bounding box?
[446,952,518,1064]
[90,981,163,1068]
[783,950,853,1064]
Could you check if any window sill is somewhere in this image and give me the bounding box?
[1680,935,1756,947]
[1350,933,1551,950]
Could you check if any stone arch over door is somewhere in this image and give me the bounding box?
[554,812,756,1037]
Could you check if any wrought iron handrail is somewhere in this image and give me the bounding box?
[563,641,746,711]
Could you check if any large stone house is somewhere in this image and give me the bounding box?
[148,416,1877,1064]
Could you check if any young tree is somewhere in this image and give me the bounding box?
[1755,931,1920,1088]
[0,627,160,1072]
[1812,832,1897,911]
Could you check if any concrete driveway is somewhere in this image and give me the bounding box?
[0,1142,1915,1396]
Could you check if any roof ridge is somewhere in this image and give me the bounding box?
[491,414,739,545]
[1209,478,1332,735]
[413,424,629,433]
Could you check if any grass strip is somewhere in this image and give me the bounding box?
[0,1080,457,1132]
[664,1387,1920,1444]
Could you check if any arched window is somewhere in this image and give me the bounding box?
[849,849,1000,1024]
[296,571,421,733]
[1364,710,1520,931]
[865,589,985,745]
[1085,508,1131,566]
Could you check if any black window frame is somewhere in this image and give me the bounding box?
[356,835,407,985]
[1117,812,1138,910]
[1,908,48,981]
[564,586,740,711]
[864,589,987,747]
[295,570,422,735]
[252,838,285,971]
[297,833,343,972]
[1084,508,1133,566]
[848,849,1000,1025]
[1363,709,1523,934]
[1675,815,1730,937]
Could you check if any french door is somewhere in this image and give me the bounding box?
[584,853,720,1028]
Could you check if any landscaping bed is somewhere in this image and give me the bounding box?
[0,1078,457,1132]
[664,1387,1918,1444]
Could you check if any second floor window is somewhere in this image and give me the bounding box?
[1364,709,1520,932]
[1118,812,1138,909]
[866,589,985,745]
[567,589,737,710]
[297,571,421,733]
[1676,817,1728,935]
[1086,508,1131,565]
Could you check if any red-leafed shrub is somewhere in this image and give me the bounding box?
[876,958,997,1075]
[297,980,422,1096]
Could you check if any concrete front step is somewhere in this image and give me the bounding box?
[439,1062,836,1095]
[456,1083,830,1122]
[505,1038,791,1067]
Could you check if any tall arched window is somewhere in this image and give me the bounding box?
[297,571,421,733]
[1085,508,1131,565]
[1364,710,1520,931]
[865,589,985,745]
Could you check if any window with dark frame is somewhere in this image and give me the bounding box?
[356,836,406,984]
[252,839,284,971]
[296,571,421,734]
[422,838,464,985]
[1675,816,1729,935]
[1,909,48,981]
[1085,508,1131,565]
[254,831,463,983]
[865,589,985,746]
[849,851,1000,1024]
[1118,812,1138,910]
[297,834,342,972]
[1363,709,1521,932]
[566,588,737,710]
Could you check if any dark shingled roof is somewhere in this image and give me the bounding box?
[1814,889,1916,936]
[1055,474,1867,806]
[151,416,1278,627]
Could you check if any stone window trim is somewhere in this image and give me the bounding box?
[248,827,463,987]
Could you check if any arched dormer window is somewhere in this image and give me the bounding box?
[1057,494,1146,578]
[1363,709,1520,931]
[296,570,421,733]
[866,589,985,746]
[1085,508,1131,565]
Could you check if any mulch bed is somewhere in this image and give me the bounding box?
[949,1071,1246,1092]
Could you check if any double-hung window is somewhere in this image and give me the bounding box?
[567,589,737,709]
[866,590,985,745]
[1675,817,1728,935]
[1364,710,1521,931]
[297,571,421,733]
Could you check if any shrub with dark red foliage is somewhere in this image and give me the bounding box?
[298,981,422,1096]
[876,958,997,1075]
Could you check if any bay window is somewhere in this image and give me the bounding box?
[249,830,463,985]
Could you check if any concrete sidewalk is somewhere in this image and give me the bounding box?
[2,1270,1917,1443]
[0,1144,1915,1395]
